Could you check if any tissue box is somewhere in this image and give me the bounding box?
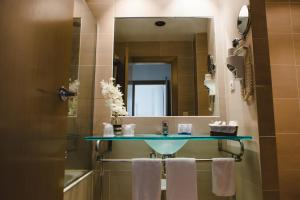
[209,125,238,136]
[178,124,192,135]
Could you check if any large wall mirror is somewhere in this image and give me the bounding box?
[113,17,217,117]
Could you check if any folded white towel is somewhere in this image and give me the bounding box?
[212,158,235,196]
[166,158,198,200]
[132,158,161,200]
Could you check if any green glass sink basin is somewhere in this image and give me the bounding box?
[143,134,188,155]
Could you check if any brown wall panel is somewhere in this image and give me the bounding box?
[0,0,74,200]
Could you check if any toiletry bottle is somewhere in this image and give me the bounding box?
[162,120,169,136]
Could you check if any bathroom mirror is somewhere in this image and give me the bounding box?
[237,5,250,36]
[65,12,97,183]
[114,17,217,117]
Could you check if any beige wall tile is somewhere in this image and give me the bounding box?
[109,171,132,200]
[293,35,300,65]
[291,3,300,33]
[266,3,292,34]
[298,67,300,96]
[77,99,94,119]
[271,65,298,98]
[93,99,111,134]
[79,66,94,87]
[279,169,300,200]
[96,34,114,66]
[121,116,219,135]
[80,51,97,66]
[268,34,295,65]
[277,133,300,170]
[80,33,97,53]
[273,99,300,133]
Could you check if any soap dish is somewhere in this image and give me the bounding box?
[209,125,238,136]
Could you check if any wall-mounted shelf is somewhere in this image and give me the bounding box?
[84,134,252,141]
[85,134,252,162]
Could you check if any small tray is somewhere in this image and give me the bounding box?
[209,126,238,136]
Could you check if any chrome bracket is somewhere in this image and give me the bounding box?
[95,140,112,161]
[218,139,244,162]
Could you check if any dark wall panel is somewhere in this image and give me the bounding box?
[0,0,74,199]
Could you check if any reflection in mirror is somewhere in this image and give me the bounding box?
[68,18,81,117]
[114,17,217,116]
[65,0,97,186]
[237,5,250,36]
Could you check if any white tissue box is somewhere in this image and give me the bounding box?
[178,124,192,135]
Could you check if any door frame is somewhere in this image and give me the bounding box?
[130,56,178,115]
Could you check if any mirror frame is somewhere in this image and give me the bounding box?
[237,5,251,37]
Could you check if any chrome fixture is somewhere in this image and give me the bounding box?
[58,86,76,101]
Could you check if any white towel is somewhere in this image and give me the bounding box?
[166,158,198,200]
[212,158,235,196]
[132,158,161,200]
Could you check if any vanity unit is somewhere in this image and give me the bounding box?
[85,134,252,162]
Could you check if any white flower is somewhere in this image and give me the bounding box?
[100,78,128,117]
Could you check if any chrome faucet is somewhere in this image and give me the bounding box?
[162,120,169,136]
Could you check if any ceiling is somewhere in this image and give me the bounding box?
[115,17,209,42]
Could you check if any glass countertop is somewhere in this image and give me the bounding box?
[84,134,252,141]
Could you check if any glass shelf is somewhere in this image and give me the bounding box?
[84,134,252,141]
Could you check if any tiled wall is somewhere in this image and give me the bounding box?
[86,0,280,200]
[87,0,222,135]
[248,0,280,199]
[217,1,263,199]
[266,1,300,199]
[65,0,97,170]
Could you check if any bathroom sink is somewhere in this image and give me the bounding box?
[143,134,188,155]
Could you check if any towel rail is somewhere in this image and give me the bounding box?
[95,139,246,162]
[99,158,213,162]
[97,158,239,163]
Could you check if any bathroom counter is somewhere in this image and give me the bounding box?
[85,134,252,160]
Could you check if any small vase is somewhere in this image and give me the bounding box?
[111,116,122,135]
